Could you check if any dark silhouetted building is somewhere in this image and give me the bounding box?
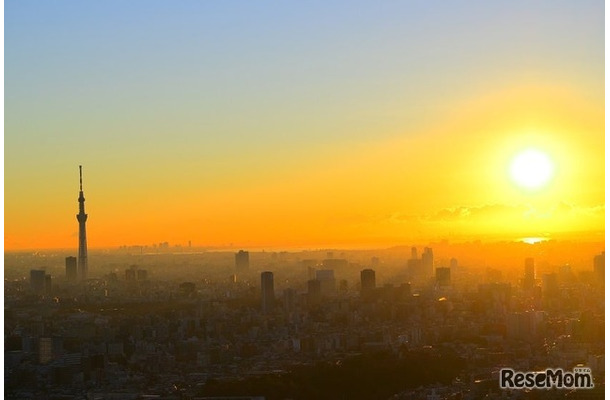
[125,266,137,281]
[542,273,559,309]
[523,258,535,290]
[76,166,89,281]
[422,247,433,278]
[261,271,275,314]
[435,267,451,287]
[235,250,249,271]
[360,269,376,298]
[30,269,46,293]
[65,256,77,281]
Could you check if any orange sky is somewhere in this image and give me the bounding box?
[5,2,604,251]
[5,82,604,250]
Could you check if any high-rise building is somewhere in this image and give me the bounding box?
[45,274,52,294]
[261,271,275,314]
[422,247,434,278]
[76,166,89,281]
[360,269,376,297]
[594,251,604,282]
[125,266,136,281]
[30,269,46,293]
[235,250,249,271]
[523,258,535,290]
[542,273,558,309]
[435,267,451,286]
[65,256,77,281]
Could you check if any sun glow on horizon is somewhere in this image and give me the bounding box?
[520,236,550,245]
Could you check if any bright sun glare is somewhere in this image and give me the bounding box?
[509,148,554,190]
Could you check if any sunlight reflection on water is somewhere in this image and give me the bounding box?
[520,237,550,244]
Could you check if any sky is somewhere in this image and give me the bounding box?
[5,1,605,250]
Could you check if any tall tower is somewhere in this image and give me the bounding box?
[77,165,88,281]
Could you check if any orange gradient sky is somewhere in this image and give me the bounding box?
[5,2,604,250]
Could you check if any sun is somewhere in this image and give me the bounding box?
[509,148,554,190]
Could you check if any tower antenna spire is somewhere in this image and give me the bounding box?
[77,164,88,280]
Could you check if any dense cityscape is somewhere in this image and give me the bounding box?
[4,240,605,399]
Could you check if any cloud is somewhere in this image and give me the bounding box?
[553,202,604,216]
[386,213,420,223]
[423,204,530,222]
[423,202,604,223]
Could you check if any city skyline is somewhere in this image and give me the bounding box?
[5,1,604,251]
